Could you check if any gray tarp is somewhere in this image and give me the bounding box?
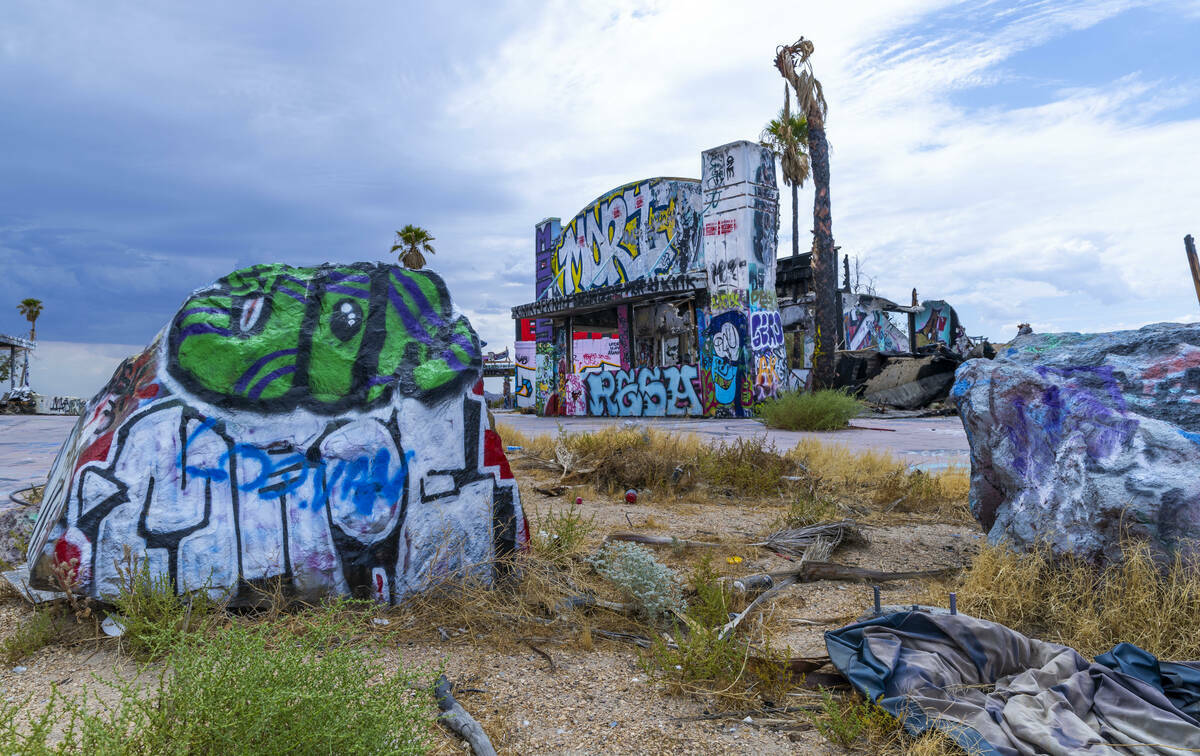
[825,611,1200,755]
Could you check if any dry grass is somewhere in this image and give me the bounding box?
[789,440,971,522]
[954,539,1200,659]
[498,423,802,499]
[497,424,972,519]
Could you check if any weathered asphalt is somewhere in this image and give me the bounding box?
[0,411,971,500]
[494,411,970,471]
[0,415,76,498]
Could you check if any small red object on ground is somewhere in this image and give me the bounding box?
[575,497,583,506]
[625,489,637,504]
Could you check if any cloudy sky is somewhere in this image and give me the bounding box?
[3,0,1200,397]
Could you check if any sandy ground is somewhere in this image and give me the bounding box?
[0,414,981,753]
[0,477,981,754]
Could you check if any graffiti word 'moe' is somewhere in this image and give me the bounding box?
[584,366,702,417]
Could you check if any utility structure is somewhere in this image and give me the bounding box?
[1186,234,1200,309]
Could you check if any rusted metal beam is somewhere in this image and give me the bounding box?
[1186,234,1200,309]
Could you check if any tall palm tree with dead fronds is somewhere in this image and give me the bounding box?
[17,298,43,341]
[390,225,436,270]
[775,36,835,389]
[760,92,810,258]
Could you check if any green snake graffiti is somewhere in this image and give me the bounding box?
[167,262,481,413]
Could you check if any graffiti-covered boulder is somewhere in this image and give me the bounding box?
[26,263,527,604]
[952,322,1200,564]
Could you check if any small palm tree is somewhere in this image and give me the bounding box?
[390,225,436,270]
[760,93,810,257]
[17,298,43,341]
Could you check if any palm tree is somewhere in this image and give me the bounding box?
[775,37,835,389]
[17,298,43,341]
[760,92,809,258]
[390,225,436,270]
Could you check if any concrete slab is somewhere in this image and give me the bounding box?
[492,411,970,471]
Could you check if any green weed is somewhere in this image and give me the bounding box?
[111,551,216,660]
[531,500,596,563]
[813,689,900,748]
[757,389,863,431]
[0,608,57,665]
[0,603,432,754]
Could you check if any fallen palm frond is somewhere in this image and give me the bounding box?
[750,520,863,560]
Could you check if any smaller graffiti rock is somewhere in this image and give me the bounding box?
[953,322,1200,565]
[26,262,527,605]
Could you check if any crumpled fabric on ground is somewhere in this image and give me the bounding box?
[825,611,1200,755]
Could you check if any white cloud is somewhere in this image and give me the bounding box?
[26,341,145,398]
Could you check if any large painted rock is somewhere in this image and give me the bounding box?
[26,263,527,604]
[952,322,1200,564]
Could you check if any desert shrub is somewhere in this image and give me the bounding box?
[0,608,57,664]
[685,556,732,628]
[813,689,899,748]
[570,426,704,495]
[876,467,971,520]
[531,500,596,562]
[0,604,431,754]
[588,541,685,621]
[757,389,862,431]
[112,553,216,660]
[697,436,795,496]
[644,557,791,704]
[956,539,1200,658]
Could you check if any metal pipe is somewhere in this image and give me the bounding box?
[872,585,881,616]
[949,592,957,615]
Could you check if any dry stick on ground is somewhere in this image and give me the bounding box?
[605,533,724,549]
[434,674,497,756]
[608,520,861,556]
[522,639,556,672]
[718,561,961,640]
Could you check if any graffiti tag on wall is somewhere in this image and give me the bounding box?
[542,179,703,298]
[583,365,703,417]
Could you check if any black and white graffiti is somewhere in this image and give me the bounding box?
[27,263,526,605]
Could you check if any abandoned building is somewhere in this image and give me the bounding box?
[510,139,968,417]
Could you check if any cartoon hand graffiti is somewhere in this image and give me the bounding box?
[711,321,741,405]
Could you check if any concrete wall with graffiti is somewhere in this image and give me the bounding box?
[35,395,86,416]
[27,263,526,606]
[914,300,958,349]
[537,178,703,299]
[517,140,783,418]
[844,294,908,353]
[514,340,535,409]
[698,141,782,416]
